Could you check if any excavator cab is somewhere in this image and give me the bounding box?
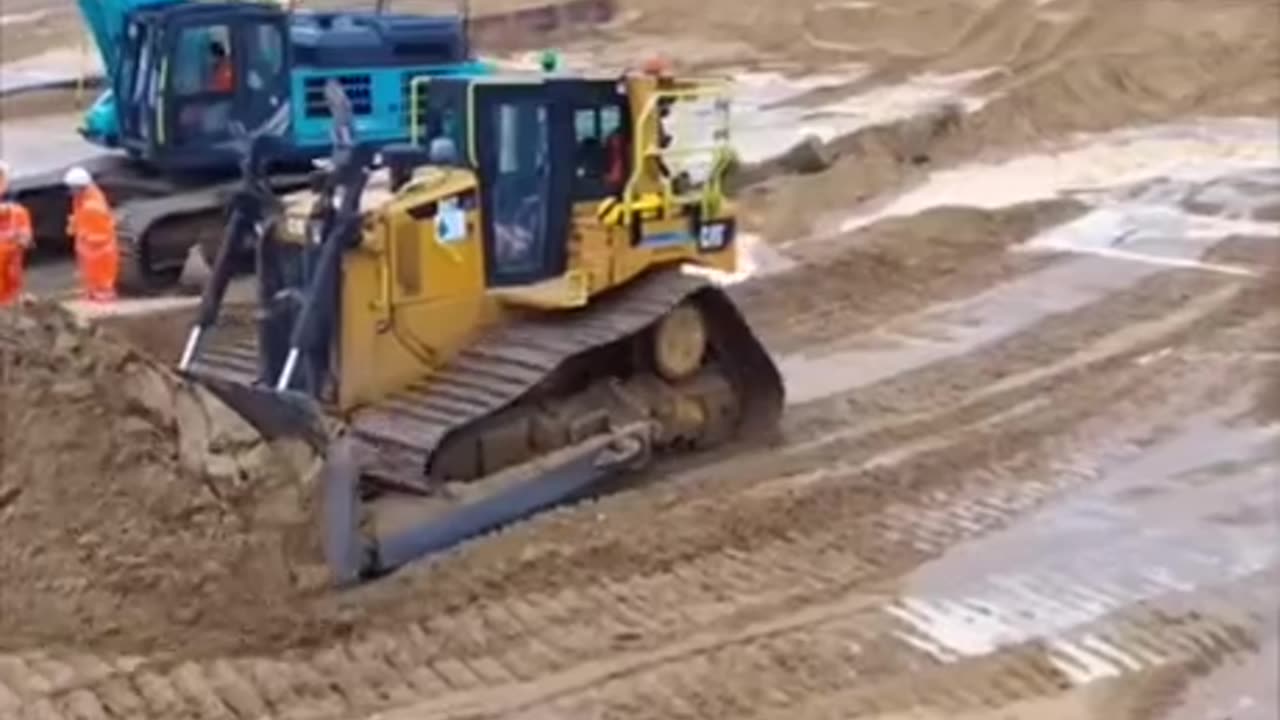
[114,3,290,170]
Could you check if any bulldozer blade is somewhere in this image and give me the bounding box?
[323,435,365,587]
[355,421,656,583]
[188,371,331,449]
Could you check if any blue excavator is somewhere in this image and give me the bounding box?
[10,0,494,293]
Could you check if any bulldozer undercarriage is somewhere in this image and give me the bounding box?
[192,269,783,582]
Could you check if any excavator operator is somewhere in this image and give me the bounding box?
[209,40,233,93]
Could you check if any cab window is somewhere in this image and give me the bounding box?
[244,23,284,92]
[572,103,626,199]
[173,24,234,96]
[171,24,234,145]
[489,100,550,280]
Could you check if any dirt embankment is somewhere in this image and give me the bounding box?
[0,303,335,656]
[707,0,1280,243]
[628,0,1279,120]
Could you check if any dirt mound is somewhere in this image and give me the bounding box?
[626,0,1279,121]
[0,302,331,655]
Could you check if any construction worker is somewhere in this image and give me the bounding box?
[210,41,233,93]
[0,161,34,306]
[63,166,119,302]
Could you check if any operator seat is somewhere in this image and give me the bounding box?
[428,136,460,166]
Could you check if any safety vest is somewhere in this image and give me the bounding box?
[0,201,31,247]
[213,59,233,93]
[71,184,117,253]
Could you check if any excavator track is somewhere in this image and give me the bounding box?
[192,269,784,491]
[12,160,310,295]
[113,173,310,295]
[114,192,232,295]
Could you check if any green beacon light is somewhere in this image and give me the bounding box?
[540,49,561,72]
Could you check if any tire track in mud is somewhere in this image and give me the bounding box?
[660,267,1249,502]
[497,577,1270,720]
[0,265,1269,719]
[425,397,1278,719]
[728,199,1082,355]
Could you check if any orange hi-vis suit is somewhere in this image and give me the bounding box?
[68,184,120,301]
[213,57,233,92]
[0,200,33,306]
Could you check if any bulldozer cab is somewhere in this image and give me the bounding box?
[414,76,637,287]
[116,3,290,170]
[411,73,733,286]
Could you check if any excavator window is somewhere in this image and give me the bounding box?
[245,24,283,92]
[171,24,235,146]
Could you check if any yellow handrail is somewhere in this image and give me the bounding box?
[408,75,432,146]
[156,59,169,146]
[619,81,732,225]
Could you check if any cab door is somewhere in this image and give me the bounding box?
[164,20,237,152]
[472,84,574,288]
[233,17,290,140]
[115,18,160,151]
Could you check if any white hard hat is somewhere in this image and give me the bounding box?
[63,166,92,188]
[0,160,10,179]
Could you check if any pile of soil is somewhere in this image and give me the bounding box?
[0,302,332,655]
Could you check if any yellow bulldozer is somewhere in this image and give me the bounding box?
[178,64,784,585]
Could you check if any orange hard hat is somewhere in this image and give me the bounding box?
[641,55,672,76]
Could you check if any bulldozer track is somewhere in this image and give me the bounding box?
[192,267,782,486]
[348,268,780,482]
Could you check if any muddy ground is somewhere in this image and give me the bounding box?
[0,0,1278,718]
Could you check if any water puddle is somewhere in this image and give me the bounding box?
[0,10,49,27]
[885,397,1280,682]
[777,118,1278,406]
[1017,166,1279,276]
[0,48,100,96]
[834,116,1279,275]
[838,117,1280,233]
[0,112,97,176]
[777,248,1213,405]
[728,68,991,165]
